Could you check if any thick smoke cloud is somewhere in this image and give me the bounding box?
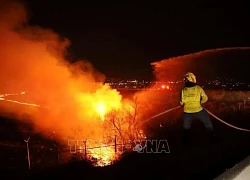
[0,0,122,140]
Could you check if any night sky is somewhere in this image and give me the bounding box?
[25,1,250,80]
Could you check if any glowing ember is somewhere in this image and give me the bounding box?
[4,99,42,107]
[0,91,48,108]
[0,91,26,98]
[87,144,117,167]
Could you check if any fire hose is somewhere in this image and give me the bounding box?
[143,105,250,132]
[205,109,250,132]
[142,105,182,124]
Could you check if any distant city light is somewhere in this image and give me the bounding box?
[104,77,250,91]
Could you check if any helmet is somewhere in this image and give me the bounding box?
[184,72,196,83]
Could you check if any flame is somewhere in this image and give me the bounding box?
[88,144,117,167]
[79,146,84,154]
[95,102,106,120]
[0,1,143,167]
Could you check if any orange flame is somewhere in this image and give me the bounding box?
[88,144,117,167]
[0,1,141,166]
[95,102,106,120]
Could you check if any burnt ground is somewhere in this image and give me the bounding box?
[1,107,250,180]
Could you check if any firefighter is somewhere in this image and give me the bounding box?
[180,72,216,142]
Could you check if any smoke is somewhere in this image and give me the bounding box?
[0,0,122,140]
[0,0,27,29]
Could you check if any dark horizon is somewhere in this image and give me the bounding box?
[25,0,250,80]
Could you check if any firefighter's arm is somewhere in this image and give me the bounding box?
[180,89,184,105]
[200,88,208,103]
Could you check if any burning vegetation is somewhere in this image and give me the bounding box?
[0,0,148,166]
[1,0,250,169]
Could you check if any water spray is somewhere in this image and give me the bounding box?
[154,46,250,62]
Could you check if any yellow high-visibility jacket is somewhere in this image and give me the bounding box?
[180,85,208,113]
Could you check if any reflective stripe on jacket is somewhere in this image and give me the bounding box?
[180,85,208,113]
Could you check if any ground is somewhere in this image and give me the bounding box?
[1,90,250,180]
